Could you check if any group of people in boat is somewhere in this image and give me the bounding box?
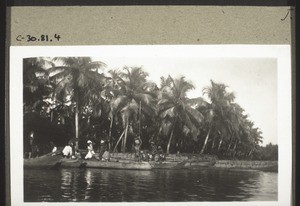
[26,130,166,163]
[132,137,166,162]
[56,137,166,163]
[59,139,110,161]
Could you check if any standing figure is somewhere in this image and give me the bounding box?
[27,131,34,158]
[28,131,39,158]
[133,137,142,161]
[150,140,158,161]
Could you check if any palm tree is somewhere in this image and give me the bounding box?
[158,75,206,154]
[48,57,107,149]
[224,103,245,156]
[199,80,235,154]
[23,57,54,113]
[109,67,157,152]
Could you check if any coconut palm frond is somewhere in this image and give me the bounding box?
[134,93,154,105]
[185,107,204,124]
[160,107,175,119]
[110,95,128,112]
[179,112,198,141]
[85,61,107,70]
[186,97,209,108]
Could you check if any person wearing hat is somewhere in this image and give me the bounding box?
[85,140,97,160]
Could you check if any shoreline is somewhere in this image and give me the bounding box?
[24,152,278,171]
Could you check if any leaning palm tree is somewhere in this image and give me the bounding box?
[223,103,245,156]
[48,57,107,149]
[158,75,206,154]
[242,120,263,158]
[199,80,235,154]
[109,67,157,153]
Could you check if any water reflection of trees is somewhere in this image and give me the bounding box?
[24,169,61,202]
[57,168,277,202]
[203,169,270,201]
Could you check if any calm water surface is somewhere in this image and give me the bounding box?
[24,168,277,202]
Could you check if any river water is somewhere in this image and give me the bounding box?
[24,168,277,202]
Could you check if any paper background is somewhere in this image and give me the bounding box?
[8,6,292,45]
[7,5,295,206]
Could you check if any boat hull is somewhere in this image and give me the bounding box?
[183,161,216,168]
[59,158,87,168]
[24,155,216,170]
[24,155,62,169]
[84,160,152,170]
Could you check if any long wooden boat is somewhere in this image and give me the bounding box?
[84,159,153,170]
[182,160,216,168]
[24,154,62,169]
[24,154,216,170]
[59,158,87,168]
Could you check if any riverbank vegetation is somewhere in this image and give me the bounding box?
[23,57,277,160]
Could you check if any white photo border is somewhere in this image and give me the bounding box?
[9,45,292,206]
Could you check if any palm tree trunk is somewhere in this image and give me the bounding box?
[248,148,253,156]
[121,134,125,152]
[138,101,143,147]
[227,137,233,152]
[210,136,216,153]
[139,101,142,137]
[200,125,212,154]
[233,150,237,158]
[233,140,238,150]
[109,116,113,151]
[166,118,177,154]
[113,130,125,152]
[217,136,224,153]
[166,126,175,155]
[122,121,129,153]
[75,94,79,149]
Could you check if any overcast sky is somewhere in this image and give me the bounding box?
[92,56,277,146]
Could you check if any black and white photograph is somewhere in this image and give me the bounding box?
[9,45,291,205]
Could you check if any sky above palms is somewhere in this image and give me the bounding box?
[92,56,277,146]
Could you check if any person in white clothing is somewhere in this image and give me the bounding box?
[62,144,73,158]
[85,140,97,160]
[49,141,57,155]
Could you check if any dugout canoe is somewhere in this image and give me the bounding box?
[24,155,216,170]
[182,160,216,168]
[84,159,153,170]
[24,154,62,169]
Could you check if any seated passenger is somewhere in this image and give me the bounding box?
[85,140,98,160]
[74,149,81,159]
[50,141,58,156]
[157,146,166,162]
[62,143,73,158]
[102,150,110,161]
[140,151,147,161]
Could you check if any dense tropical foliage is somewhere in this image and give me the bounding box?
[23,57,277,160]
